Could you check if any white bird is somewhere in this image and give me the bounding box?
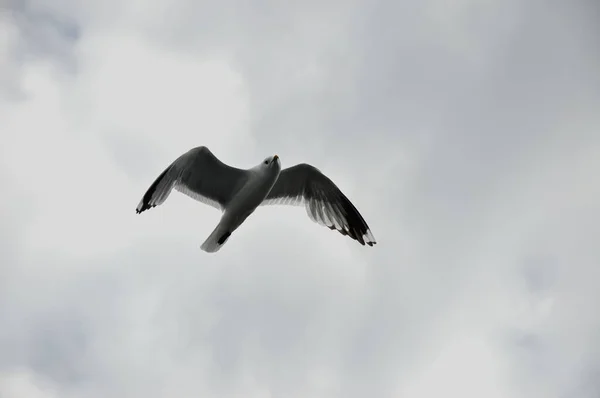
[136,146,376,253]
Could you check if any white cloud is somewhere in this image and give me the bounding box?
[1,25,252,258]
[1,0,599,397]
[0,370,59,398]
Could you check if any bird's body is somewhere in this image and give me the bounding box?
[200,159,282,251]
[136,146,376,253]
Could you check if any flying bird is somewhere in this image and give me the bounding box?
[136,146,376,253]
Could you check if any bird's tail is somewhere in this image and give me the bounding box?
[200,221,232,253]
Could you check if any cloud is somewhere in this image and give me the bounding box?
[0,371,60,398]
[1,0,599,397]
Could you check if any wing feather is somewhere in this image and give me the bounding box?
[136,146,248,214]
[262,164,376,246]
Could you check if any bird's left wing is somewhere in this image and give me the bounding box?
[261,163,376,246]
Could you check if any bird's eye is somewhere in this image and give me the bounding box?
[264,160,269,165]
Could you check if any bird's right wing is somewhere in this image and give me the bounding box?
[136,146,249,214]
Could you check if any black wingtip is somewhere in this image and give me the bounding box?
[135,166,171,216]
[136,202,155,214]
[334,194,376,247]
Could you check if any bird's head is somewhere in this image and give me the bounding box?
[261,154,281,171]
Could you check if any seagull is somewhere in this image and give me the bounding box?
[136,146,376,253]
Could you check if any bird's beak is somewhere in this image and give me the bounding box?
[273,155,279,162]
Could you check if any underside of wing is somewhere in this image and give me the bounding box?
[262,164,376,246]
[173,183,223,211]
[136,146,248,214]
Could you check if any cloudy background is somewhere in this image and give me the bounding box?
[1,0,599,397]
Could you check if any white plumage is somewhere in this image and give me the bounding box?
[136,146,376,253]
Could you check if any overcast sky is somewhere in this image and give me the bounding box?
[1,0,599,397]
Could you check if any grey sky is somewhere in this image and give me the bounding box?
[1,0,599,397]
